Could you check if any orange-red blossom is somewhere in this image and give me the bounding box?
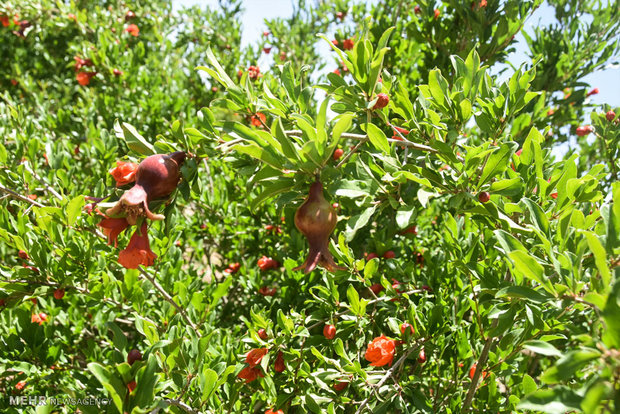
[364,335,396,367]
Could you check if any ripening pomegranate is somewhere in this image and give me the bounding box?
[127,349,142,365]
[293,181,345,273]
[106,152,186,224]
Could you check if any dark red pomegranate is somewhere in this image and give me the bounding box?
[106,152,185,224]
[293,181,345,273]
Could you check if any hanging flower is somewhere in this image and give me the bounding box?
[76,71,96,86]
[237,366,264,383]
[274,351,285,372]
[364,335,396,367]
[98,217,130,247]
[245,348,268,367]
[250,112,266,128]
[117,222,157,269]
[109,161,139,187]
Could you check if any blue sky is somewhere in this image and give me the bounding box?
[173,0,619,108]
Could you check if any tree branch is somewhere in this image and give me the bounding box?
[138,268,202,337]
[463,319,498,411]
[285,130,438,153]
[0,184,45,208]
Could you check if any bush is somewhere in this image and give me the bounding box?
[1,0,619,413]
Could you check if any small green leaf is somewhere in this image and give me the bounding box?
[114,120,156,156]
[66,196,85,226]
[365,123,390,154]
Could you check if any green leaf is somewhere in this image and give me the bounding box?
[132,354,158,409]
[517,387,582,414]
[540,350,600,384]
[250,179,295,212]
[114,120,155,156]
[523,340,562,357]
[364,123,390,154]
[602,279,620,348]
[198,47,236,89]
[201,368,218,402]
[345,206,377,242]
[507,251,554,294]
[66,195,85,227]
[87,363,124,413]
[477,143,517,188]
[210,276,233,308]
[495,286,551,304]
[232,143,284,170]
[582,231,611,287]
[522,198,550,235]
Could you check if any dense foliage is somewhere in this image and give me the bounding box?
[1,0,619,413]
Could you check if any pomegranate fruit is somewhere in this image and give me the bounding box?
[106,152,186,224]
[293,181,345,273]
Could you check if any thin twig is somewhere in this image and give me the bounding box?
[22,162,63,201]
[463,319,498,411]
[138,268,202,337]
[285,130,438,153]
[336,139,366,168]
[0,184,45,208]
[354,344,422,414]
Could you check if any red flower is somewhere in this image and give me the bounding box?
[125,24,139,36]
[587,87,599,97]
[365,335,396,367]
[366,252,378,261]
[332,39,339,47]
[74,56,93,71]
[246,348,268,367]
[1,16,9,27]
[414,5,422,14]
[18,250,29,260]
[68,13,77,21]
[31,312,48,325]
[332,68,341,76]
[76,71,96,86]
[15,380,26,390]
[606,111,616,122]
[98,217,130,247]
[274,351,285,372]
[118,222,157,269]
[248,65,260,80]
[109,160,138,187]
[250,112,266,127]
[342,38,354,50]
[333,381,348,391]
[372,93,389,110]
[370,283,384,294]
[238,366,264,383]
[258,286,277,296]
[263,47,271,54]
[265,410,284,414]
[127,380,137,392]
[434,9,441,19]
[392,126,410,139]
[257,256,279,271]
[224,262,241,274]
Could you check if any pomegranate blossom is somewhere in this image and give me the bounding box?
[293,181,346,273]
